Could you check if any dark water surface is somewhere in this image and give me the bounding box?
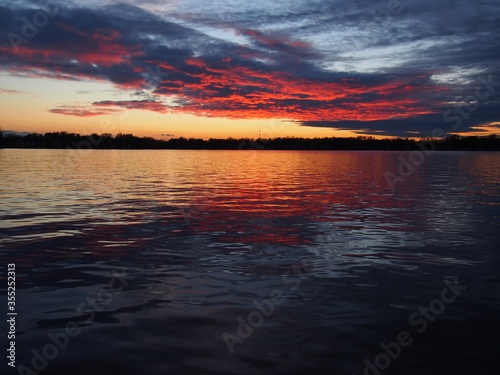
[1,149,499,375]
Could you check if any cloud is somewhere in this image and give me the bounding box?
[49,99,169,117]
[48,105,121,117]
[300,100,500,137]
[93,100,168,113]
[1,0,499,136]
[0,88,24,94]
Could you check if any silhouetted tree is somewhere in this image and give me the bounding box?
[1,132,499,151]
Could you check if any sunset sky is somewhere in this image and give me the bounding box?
[1,0,499,139]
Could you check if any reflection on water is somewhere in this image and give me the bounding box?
[1,149,500,375]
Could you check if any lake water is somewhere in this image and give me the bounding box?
[1,149,500,375]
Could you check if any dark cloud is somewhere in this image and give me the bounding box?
[301,99,500,137]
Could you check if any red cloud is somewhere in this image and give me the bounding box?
[0,22,141,75]
[185,58,207,69]
[93,100,168,113]
[154,58,438,122]
[49,105,121,117]
[8,43,138,68]
[49,100,169,117]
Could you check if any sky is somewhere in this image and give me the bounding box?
[1,0,499,139]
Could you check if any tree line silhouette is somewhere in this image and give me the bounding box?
[1,131,499,151]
